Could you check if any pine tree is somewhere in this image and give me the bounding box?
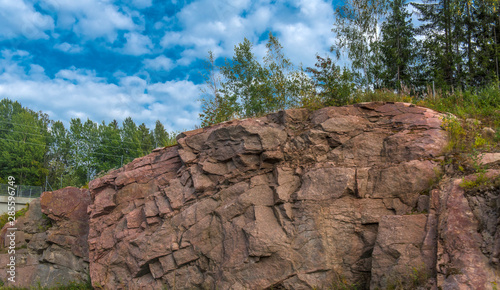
[153,120,170,147]
[67,118,98,186]
[121,117,141,162]
[137,123,154,155]
[380,0,416,90]
[413,0,457,88]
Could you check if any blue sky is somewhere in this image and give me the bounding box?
[0,0,341,132]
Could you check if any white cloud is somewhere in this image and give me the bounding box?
[158,0,335,68]
[41,0,136,41]
[0,0,54,39]
[274,0,336,66]
[143,55,175,71]
[54,42,84,54]
[122,32,153,55]
[0,53,201,131]
[130,0,153,9]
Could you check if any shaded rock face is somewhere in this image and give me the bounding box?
[0,187,90,288]
[88,102,448,289]
[432,171,500,289]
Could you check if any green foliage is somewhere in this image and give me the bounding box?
[153,120,176,147]
[459,172,491,189]
[352,88,414,103]
[0,278,93,290]
[421,84,500,150]
[385,265,429,290]
[0,99,50,186]
[305,55,356,108]
[199,33,313,127]
[332,0,390,87]
[0,204,29,231]
[412,0,500,89]
[0,98,179,189]
[379,0,416,90]
[327,273,361,290]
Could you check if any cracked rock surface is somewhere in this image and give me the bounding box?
[88,102,449,289]
[0,187,91,288]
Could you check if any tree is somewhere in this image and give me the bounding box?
[469,0,500,86]
[67,118,99,186]
[199,51,235,127]
[411,0,500,89]
[47,121,71,188]
[153,120,171,147]
[200,33,312,126]
[137,123,154,155]
[121,117,141,162]
[0,104,49,186]
[379,0,416,90]
[332,0,390,88]
[94,120,123,175]
[306,55,355,107]
[219,37,267,118]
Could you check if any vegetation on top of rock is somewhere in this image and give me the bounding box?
[0,204,29,231]
[0,278,92,290]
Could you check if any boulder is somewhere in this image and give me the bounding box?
[0,187,91,288]
[88,102,450,289]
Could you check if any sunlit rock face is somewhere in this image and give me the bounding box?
[88,102,449,289]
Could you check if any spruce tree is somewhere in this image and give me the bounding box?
[379,0,415,90]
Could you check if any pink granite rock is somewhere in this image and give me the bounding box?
[0,187,91,288]
[88,102,451,289]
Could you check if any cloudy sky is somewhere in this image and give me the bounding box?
[0,0,341,132]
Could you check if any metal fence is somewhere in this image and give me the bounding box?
[0,184,43,198]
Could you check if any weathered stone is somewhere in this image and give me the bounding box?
[479,152,500,167]
[434,172,500,290]
[85,102,458,290]
[273,167,301,202]
[482,127,496,139]
[417,195,430,213]
[154,194,173,216]
[296,166,355,201]
[144,200,159,217]
[126,208,145,229]
[201,159,229,175]
[319,115,368,133]
[370,214,436,289]
[261,150,284,163]
[159,254,176,273]
[90,187,116,218]
[0,187,90,288]
[172,247,199,266]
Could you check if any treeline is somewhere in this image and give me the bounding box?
[199,0,500,126]
[0,99,176,188]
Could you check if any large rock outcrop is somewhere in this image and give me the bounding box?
[0,187,90,287]
[88,102,449,289]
